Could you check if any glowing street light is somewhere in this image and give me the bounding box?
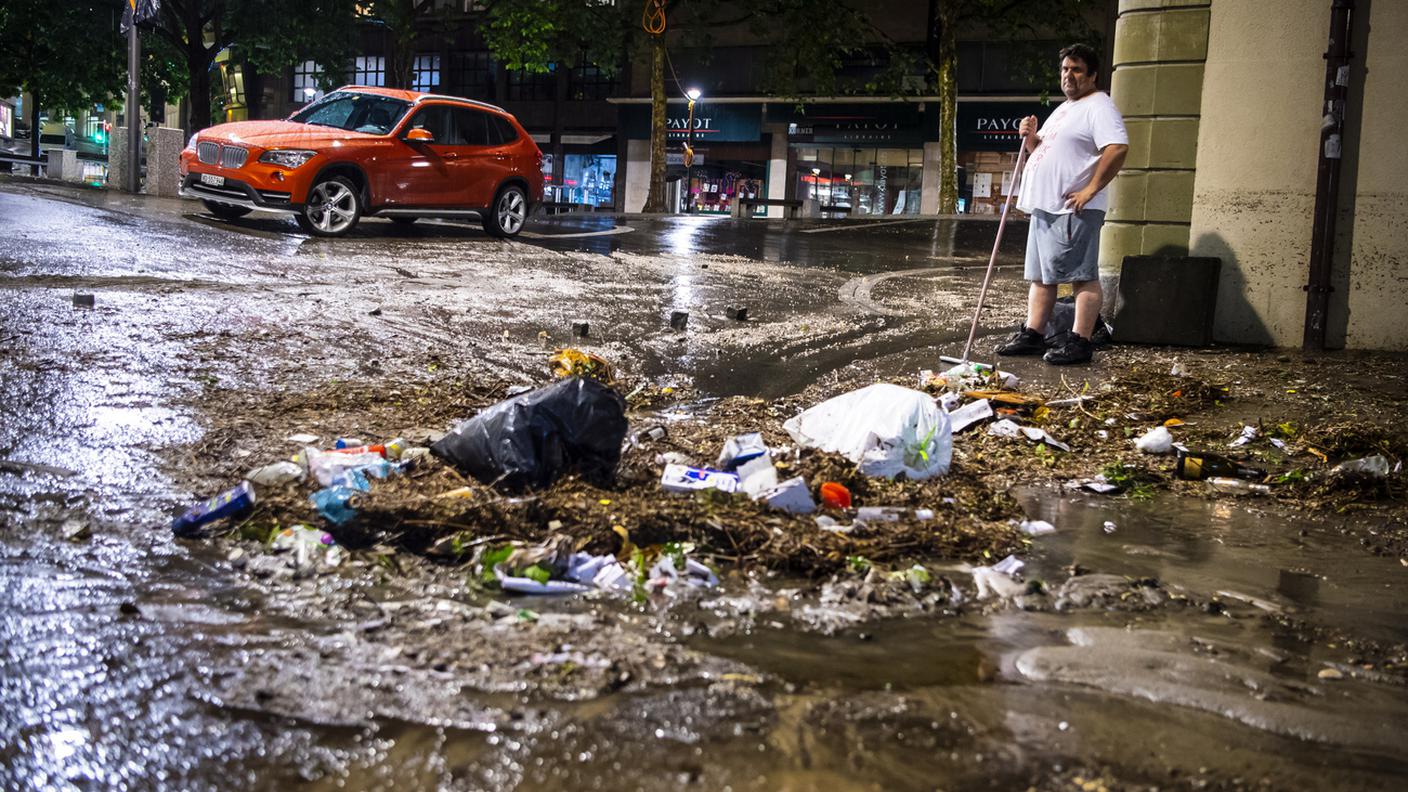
[684,87,702,212]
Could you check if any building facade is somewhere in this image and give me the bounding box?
[1103,0,1406,350]
[235,1,1112,217]
[613,4,1116,218]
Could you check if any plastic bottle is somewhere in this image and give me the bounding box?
[1206,477,1272,496]
[1175,449,1267,481]
[245,461,304,487]
[331,444,387,457]
[384,438,407,460]
[310,486,361,525]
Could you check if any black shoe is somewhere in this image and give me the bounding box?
[1091,316,1113,347]
[995,325,1047,356]
[1043,333,1094,365]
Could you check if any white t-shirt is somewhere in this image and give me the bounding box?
[1015,91,1128,215]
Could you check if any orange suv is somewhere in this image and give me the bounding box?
[179,86,544,238]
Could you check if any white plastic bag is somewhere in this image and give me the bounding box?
[782,384,952,479]
[1134,426,1173,455]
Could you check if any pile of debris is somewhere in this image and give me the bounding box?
[167,351,1406,592]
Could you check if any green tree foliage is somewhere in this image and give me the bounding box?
[148,0,361,131]
[746,0,919,100]
[0,1,125,116]
[360,0,441,89]
[483,0,625,76]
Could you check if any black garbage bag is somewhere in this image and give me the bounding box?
[431,377,628,491]
[1044,296,1113,347]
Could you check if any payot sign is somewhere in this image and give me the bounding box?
[958,101,1059,151]
[622,104,762,143]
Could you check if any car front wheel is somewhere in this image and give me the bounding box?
[296,176,362,237]
[482,185,528,238]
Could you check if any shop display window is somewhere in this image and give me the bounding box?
[794,146,923,216]
[685,167,767,215]
[561,154,616,207]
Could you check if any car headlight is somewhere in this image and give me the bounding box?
[258,149,317,169]
[185,133,197,152]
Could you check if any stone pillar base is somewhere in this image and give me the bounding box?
[145,127,183,197]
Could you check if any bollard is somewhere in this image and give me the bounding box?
[669,311,688,331]
[49,150,79,182]
[145,127,185,197]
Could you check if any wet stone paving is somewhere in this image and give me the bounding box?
[1,178,1407,790]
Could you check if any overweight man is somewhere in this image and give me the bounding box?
[997,43,1128,365]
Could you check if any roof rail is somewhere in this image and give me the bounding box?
[416,94,508,114]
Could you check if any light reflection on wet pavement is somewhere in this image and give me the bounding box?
[2,180,1407,789]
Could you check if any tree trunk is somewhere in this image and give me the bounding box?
[187,53,213,132]
[385,5,417,90]
[243,61,263,120]
[936,1,959,214]
[28,95,40,164]
[641,35,668,213]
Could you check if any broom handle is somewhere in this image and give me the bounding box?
[959,135,1031,364]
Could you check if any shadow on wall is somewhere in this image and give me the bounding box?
[1189,232,1275,347]
[1103,242,1273,350]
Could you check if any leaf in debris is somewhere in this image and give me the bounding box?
[523,564,552,584]
[479,545,514,584]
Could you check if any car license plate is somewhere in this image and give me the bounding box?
[199,173,225,187]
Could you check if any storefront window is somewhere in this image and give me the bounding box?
[561,154,616,207]
[795,147,922,216]
[292,61,325,103]
[685,164,766,215]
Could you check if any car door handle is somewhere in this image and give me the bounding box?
[444,152,460,160]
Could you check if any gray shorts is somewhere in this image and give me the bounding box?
[1024,208,1105,284]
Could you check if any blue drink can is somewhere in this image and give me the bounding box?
[171,481,257,537]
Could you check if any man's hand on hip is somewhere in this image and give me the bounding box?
[1064,186,1098,213]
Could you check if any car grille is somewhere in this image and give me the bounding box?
[196,141,249,169]
[219,146,248,169]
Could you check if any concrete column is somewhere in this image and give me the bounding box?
[765,126,788,219]
[624,138,650,213]
[1188,0,1407,350]
[1101,0,1211,271]
[144,126,184,197]
[108,128,133,192]
[919,141,942,215]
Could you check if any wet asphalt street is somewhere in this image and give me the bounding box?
[2,179,1407,790]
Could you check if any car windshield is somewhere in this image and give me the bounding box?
[289,92,411,135]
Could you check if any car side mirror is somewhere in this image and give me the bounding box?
[405,128,434,144]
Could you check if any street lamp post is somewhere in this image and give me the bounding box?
[685,87,701,213]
